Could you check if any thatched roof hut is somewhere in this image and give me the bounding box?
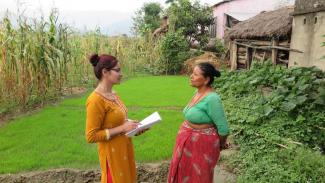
[226,6,294,40]
[226,6,297,71]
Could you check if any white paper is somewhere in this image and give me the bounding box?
[125,112,162,137]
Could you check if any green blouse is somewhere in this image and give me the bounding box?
[183,92,229,136]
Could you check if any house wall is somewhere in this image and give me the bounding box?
[294,0,325,15]
[289,12,325,70]
[212,0,295,39]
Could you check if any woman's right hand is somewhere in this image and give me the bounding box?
[122,121,138,133]
[221,141,231,150]
[219,135,230,151]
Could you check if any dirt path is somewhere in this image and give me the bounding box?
[0,155,236,183]
[213,147,237,183]
[0,163,170,183]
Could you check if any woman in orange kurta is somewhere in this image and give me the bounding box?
[85,54,139,183]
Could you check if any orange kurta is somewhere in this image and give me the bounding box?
[85,92,136,183]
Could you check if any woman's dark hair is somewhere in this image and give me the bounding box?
[89,54,118,80]
[197,62,221,86]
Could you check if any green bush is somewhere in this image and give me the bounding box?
[232,147,325,183]
[215,61,325,182]
[218,61,325,149]
[160,31,190,74]
[215,38,226,56]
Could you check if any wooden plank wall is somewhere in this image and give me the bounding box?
[230,39,303,71]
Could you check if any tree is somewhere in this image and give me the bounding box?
[167,0,214,48]
[132,2,163,36]
[160,31,190,74]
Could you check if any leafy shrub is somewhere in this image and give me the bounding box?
[160,31,190,74]
[215,38,226,56]
[219,61,325,149]
[232,147,325,183]
[215,61,325,182]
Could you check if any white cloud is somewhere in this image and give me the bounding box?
[0,0,220,35]
[1,0,218,13]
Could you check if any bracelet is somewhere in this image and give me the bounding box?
[105,129,110,140]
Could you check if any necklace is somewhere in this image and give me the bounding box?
[186,90,211,109]
[95,90,128,118]
[113,95,128,118]
[101,91,116,101]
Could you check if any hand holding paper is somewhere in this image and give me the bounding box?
[125,112,162,137]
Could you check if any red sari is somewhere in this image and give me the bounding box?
[168,121,220,183]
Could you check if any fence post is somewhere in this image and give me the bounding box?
[231,41,238,71]
[272,39,279,65]
[246,47,253,69]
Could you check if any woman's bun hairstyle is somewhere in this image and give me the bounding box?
[89,54,100,67]
[214,69,221,78]
[89,53,119,80]
[197,62,221,86]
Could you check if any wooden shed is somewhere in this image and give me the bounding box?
[225,6,302,70]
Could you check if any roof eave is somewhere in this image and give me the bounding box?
[213,0,233,8]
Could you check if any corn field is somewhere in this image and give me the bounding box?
[110,34,163,75]
[0,10,162,115]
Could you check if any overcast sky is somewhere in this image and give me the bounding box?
[0,0,221,35]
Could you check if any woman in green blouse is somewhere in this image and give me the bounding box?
[168,62,230,183]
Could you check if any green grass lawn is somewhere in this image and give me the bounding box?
[0,76,194,174]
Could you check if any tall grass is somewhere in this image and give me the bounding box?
[0,10,164,115]
[106,34,163,75]
[0,10,83,113]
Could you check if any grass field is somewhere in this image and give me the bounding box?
[0,76,195,174]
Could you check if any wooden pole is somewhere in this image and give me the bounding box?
[231,41,238,71]
[262,51,266,62]
[271,39,279,65]
[229,41,233,67]
[246,47,253,69]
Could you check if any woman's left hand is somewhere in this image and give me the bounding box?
[127,119,150,136]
